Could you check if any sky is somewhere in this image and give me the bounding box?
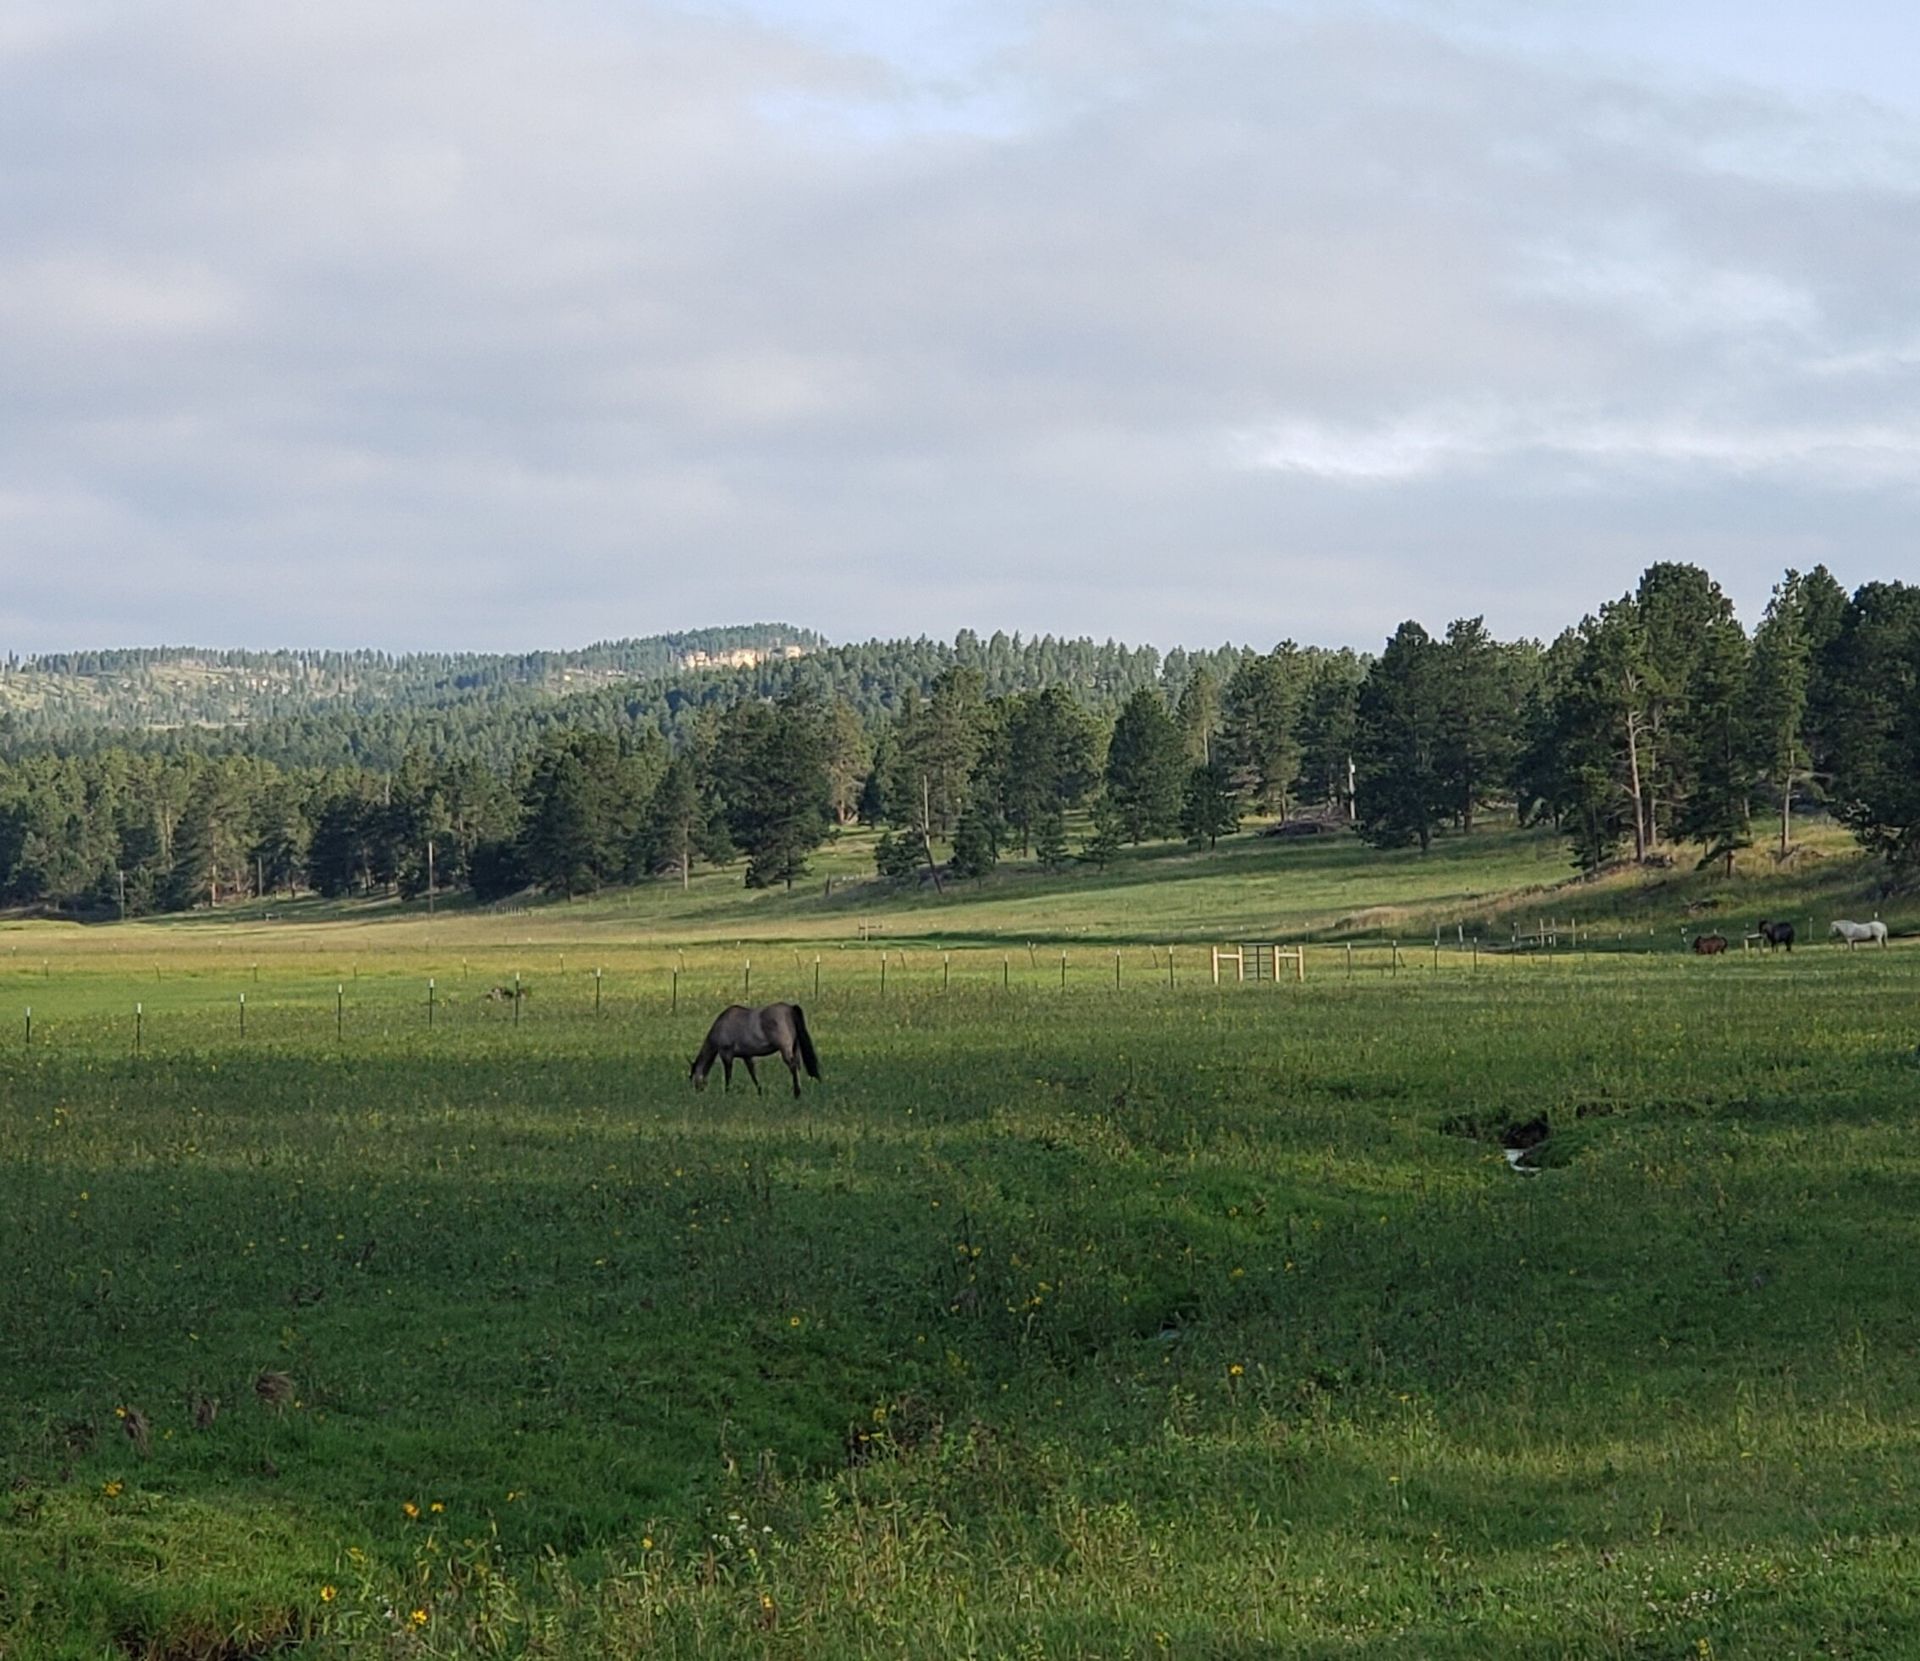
[2,0,1917,655]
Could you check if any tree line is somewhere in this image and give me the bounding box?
[2,561,1918,915]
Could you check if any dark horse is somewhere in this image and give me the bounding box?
[1756,918,1795,952]
[1692,933,1729,956]
[691,1003,820,1096]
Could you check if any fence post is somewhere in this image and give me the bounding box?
[1003,954,1010,990]
[135,1001,143,1054]
[23,1007,29,1050]
[671,967,679,1013]
[944,954,950,992]
[336,984,344,1041]
[745,960,752,1000]
[1060,951,1067,990]
[595,967,602,1016]
[1114,951,1121,990]
[814,955,821,998]
[429,978,436,1026]
[514,972,521,1025]
[239,992,246,1037]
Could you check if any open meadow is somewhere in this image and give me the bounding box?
[5,825,1920,1657]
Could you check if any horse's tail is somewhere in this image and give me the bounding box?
[792,1005,821,1079]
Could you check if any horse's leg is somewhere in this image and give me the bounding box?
[785,1044,802,1097]
[743,1056,762,1094]
[723,1057,734,1090]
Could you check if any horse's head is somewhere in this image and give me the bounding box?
[689,1054,709,1091]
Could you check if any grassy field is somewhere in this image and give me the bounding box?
[4,824,1919,1657]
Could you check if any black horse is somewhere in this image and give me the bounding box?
[690,1003,820,1096]
[1756,919,1795,953]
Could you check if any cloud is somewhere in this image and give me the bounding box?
[0,1,1916,652]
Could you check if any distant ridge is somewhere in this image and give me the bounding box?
[0,625,823,734]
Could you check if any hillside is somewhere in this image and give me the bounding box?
[57,812,1893,964]
[0,626,820,740]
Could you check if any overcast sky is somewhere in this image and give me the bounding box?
[3,0,1917,655]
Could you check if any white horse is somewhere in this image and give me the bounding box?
[1830,919,1889,949]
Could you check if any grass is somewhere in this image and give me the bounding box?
[3,823,1919,1656]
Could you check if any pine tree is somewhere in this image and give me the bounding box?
[518,751,599,897]
[1674,616,1754,874]
[1748,572,1814,856]
[1355,622,1447,851]
[1079,794,1125,870]
[949,805,999,880]
[1104,690,1185,842]
[636,754,704,888]
[1181,759,1240,849]
[1173,665,1221,762]
[713,690,832,889]
[873,829,923,883]
[1220,648,1304,817]
[1434,617,1520,834]
[1032,807,1070,871]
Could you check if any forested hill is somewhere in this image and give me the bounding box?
[0,628,1286,773]
[0,625,820,756]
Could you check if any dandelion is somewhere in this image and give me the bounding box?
[788,1316,801,1328]
[101,1480,123,1497]
[320,1585,338,1603]
[403,1502,420,1520]
[429,1501,444,1514]
[409,1608,428,1627]
[642,1536,654,1550]
[1228,1364,1245,1377]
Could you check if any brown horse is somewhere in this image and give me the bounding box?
[1692,933,1729,956]
[691,1003,820,1096]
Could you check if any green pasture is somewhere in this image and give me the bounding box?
[5,832,1920,1656]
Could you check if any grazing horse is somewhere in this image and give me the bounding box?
[1830,918,1889,950]
[691,1003,820,1096]
[1756,919,1795,953]
[1691,933,1729,956]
